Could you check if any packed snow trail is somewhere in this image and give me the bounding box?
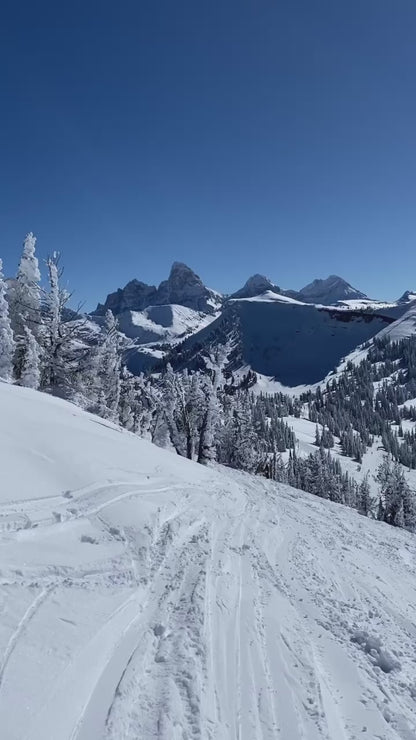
[0,385,416,739]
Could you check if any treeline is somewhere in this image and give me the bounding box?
[303,334,416,468]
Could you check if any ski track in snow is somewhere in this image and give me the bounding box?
[1,473,416,739]
[1,386,416,739]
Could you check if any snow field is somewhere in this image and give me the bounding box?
[0,384,416,738]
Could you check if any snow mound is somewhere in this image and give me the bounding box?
[1,383,416,739]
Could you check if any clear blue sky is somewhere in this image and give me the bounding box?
[1,0,416,308]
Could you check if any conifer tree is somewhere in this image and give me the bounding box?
[10,233,42,379]
[20,327,41,389]
[0,258,15,380]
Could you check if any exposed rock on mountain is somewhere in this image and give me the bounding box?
[96,280,158,315]
[95,262,222,316]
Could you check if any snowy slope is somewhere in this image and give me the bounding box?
[116,304,216,342]
[1,384,416,740]
[170,300,393,385]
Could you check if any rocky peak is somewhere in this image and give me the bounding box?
[231,274,281,300]
[95,263,221,316]
[297,275,367,305]
[95,279,157,315]
[397,290,416,304]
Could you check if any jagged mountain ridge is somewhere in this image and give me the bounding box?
[95,262,222,316]
[94,263,416,386]
[96,266,368,315]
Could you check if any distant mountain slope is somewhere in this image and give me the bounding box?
[1,383,416,740]
[161,298,393,386]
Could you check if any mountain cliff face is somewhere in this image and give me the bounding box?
[95,262,222,316]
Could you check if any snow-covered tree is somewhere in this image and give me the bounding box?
[95,310,121,420]
[10,233,42,379]
[375,456,416,529]
[197,374,220,464]
[357,474,373,517]
[0,259,15,380]
[41,253,73,393]
[20,327,41,389]
[118,366,136,430]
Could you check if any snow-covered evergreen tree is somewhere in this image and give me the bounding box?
[118,366,136,430]
[96,310,121,420]
[375,456,416,529]
[41,253,73,394]
[0,259,15,380]
[20,327,41,389]
[10,233,42,379]
[357,474,373,517]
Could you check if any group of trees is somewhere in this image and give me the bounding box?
[0,233,122,420]
[1,234,416,532]
[303,335,416,471]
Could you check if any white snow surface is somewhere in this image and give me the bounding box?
[230,290,306,305]
[1,383,416,740]
[116,304,217,343]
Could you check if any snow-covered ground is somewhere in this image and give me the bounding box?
[1,383,416,739]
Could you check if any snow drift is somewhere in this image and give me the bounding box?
[0,383,416,739]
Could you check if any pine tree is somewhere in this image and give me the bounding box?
[197,372,220,465]
[96,310,121,420]
[42,253,74,394]
[357,474,373,517]
[20,327,41,389]
[118,366,136,431]
[10,233,42,379]
[0,258,15,380]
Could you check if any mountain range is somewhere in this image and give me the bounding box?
[91,264,416,387]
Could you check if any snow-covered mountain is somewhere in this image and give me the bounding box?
[94,264,416,387]
[1,382,416,740]
[230,273,281,299]
[96,262,222,317]
[160,296,394,387]
[397,289,416,304]
[292,274,368,305]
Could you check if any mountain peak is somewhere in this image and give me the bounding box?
[231,274,281,300]
[397,290,416,304]
[166,261,205,290]
[297,275,367,305]
[95,262,222,316]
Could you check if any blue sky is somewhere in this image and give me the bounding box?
[1,0,416,308]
